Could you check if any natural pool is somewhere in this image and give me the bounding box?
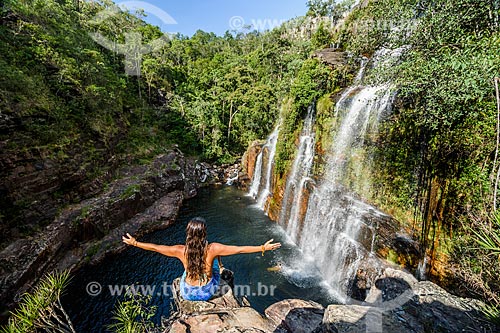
[63,186,335,332]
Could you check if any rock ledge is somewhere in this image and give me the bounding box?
[163,267,497,333]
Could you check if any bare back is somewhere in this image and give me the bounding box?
[181,243,219,286]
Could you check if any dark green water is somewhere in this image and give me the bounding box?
[62,186,335,332]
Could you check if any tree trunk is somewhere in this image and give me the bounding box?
[493,77,500,211]
[228,100,240,141]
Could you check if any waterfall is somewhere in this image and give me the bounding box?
[256,125,280,209]
[278,50,403,302]
[279,104,316,243]
[299,80,393,301]
[328,84,392,185]
[417,256,428,280]
[248,150,264,198]
[248,125,280,206]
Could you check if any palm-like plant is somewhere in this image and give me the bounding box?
[1,270,75,333]
[468,211,500,324]
[470,211,500,259]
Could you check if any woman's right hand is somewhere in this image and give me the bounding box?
[263,239,281,251]
[122,233,137,246]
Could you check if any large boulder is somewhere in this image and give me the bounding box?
[168,309,270,333]
[322,267,497,333]
[314,49,348,67]
[401,281,494,332]
[265,299,325,333]
[165,276,272,333]
[323,304,422,333]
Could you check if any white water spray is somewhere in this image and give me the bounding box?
[256,126,280,209]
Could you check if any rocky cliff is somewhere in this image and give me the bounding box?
[240,122,498,330]
[0,149,220,317]
[163,265,496,332]
[241,141,263,190]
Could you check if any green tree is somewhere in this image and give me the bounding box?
[312,22,333,50]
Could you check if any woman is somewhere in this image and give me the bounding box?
[122,217,281,301]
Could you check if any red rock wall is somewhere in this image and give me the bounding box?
[241,141,262,181]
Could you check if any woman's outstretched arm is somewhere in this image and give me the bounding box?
[122,233,184,259]
[211,239,281,256]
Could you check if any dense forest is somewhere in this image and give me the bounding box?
[1,0,500,330]
[0,0,335,239]
[1,0,323,163]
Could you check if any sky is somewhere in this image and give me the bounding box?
[116,0,309,36]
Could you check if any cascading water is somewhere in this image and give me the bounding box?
[256,125,280,209]
[248,125,280,207]
[278,104,316,243]
[280,51,401,302]
[329,84,392,186]
[248,149,264,198]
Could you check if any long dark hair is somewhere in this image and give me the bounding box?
[184,217,208,281]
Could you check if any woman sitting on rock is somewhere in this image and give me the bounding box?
[122,217,281,301]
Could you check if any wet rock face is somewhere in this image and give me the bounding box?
[367,214,420,271]
[242,138,420,272]
[0,150,206,314]
[266,178,284,222]
[242,141,263,182]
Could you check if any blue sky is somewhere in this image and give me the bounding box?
[118,0,308,36]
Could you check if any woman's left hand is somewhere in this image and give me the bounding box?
[122,233,137,246]
[264,239,281,251]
